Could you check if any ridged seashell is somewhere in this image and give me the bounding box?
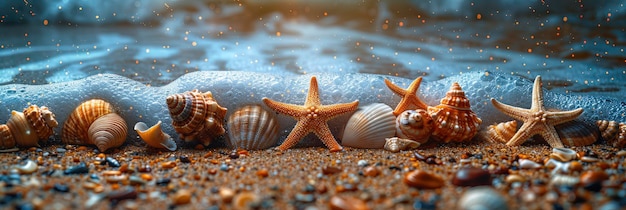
[597,120,619,141]
[384,137,420,152]
[555,120,599,147]
[482,120,517,144]
[166,89,227,146]
[227,105,279,150]
[134,121,177,151]
[427,82,482,143]
[458,187,509,210]
[341,103,395,148]
[62,99,127,152]
[395,109,433,144]
[617,123,626,148]
[0,105,58,151]
[550,174,580,186]
[549,147,577,162]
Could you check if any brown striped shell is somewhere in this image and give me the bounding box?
[482,120,517,144]
[427,82,482,143]
[0,105,58,151]
[555,120,599,147]
[62,99,128,152]
[166,89,227,146]
[395,109,433,144]
[87,113,128,152]
[227,105,279,150]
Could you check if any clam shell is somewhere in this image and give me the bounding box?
[458,187,509,210]
[341,103,395,149]
[428,82,482,143]
[227,105,279,150]
[384,137,420,152]
[395,109,433,144]
[597,120,619,141]
[88,113,128,152]
[555,120,599,147]
[134,121,177,151]
[482,120,517,144]
[167,89,227,146]
[62,99,115,145]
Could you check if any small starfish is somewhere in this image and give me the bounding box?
[491,75,583,148]
[263,76,359,152]
[384,77,428,116]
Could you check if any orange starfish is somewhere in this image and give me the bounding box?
[491,76,583,148]
[384,77,428,116]
[262,76,359,152]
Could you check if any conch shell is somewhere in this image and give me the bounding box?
[166,89,227,146]
[0,105,58,151]
[62,99,127,152]
[134,121,177,151]
[384,137,420,152]
[227,105,279,150]
[482,120,517,144]
[427,82,482,142]
[341,103,395,149]
[395,109,433,144]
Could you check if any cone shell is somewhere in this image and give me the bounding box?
[555,120,599,147]
[428,82,482,143]
[167,89,227,146]
[341,103,395,149]
[384,137,420,152]
[482,120,518,144]
[1,105,58,150]
[395,109,433,144]
[62,99,115,145]
[134,121,177,151]
[88,113,128,152]
[227,105,279,150]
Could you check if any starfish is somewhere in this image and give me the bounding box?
[384,77,429,116]
[491,75,583,148]
[262,76,359,152]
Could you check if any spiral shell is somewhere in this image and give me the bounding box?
[597,120,626,148]
[341,103,395,149]
[427,82,482,143]
[395,109,433,144]
[458,187,509,210]
[384,137,420,152]
[555,120,599,147]
[618,123,626,148]
[167,89,227,146]
[0,105,58,151]
[134,121,177,151]
[85,113,127,152]
[227,105,279,150]
[62,99,127,152]
[482,120,518,144]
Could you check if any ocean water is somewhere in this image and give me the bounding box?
[0,1,624,146]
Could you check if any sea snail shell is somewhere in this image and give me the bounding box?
[482,120,518,144]
[341,103,395,149]
[395,109,433,144]
[0,105,58,151]
[227,105,279,150]
[428,82,482,143]
[167,89,227,146]
[62,99,127,152]
[134,121,177,151]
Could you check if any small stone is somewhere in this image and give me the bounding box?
[229,151,240,159]
[162,161,176,169]
[129,176,146,186]
[452,167,492,187]
[505,174,526,184]
[108,187,138,202]
[233,192,260,209]
[179,156,191,163]
[219,164,229,171]
[580,156,599,163]
[322,166,342,175]
[105,157,121,167]
[56,148,67,153]
[156,178,171,186]
[580,171,609,192]
[357,160,369,167]
[256,169,269,178]
[616,150,626,157]
[568,161,583,172]
[173,189,192,205]
[518,159,542,169]
[403,170,444,189]
[329,195,369,210]
[64,162,89,175]
[363,166,380,177]
[138,165,152,173]
[53,183,70,193]
[295,193,315,203]
[220,188,235,203]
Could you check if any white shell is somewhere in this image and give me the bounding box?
[134,121,177,151]
[227,105,279,150]
[341,103,395,149]
[384,137,420,152]
[550,174,580,186]
[458,187,509,210]
[549,148,577,162]
[518,159,542,169]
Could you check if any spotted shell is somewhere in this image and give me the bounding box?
[555,120,599,147]
[341,103,395,149]
[482,120,517,144]
[134,121,177,151]
[427,82,482,143]
[62,99,127,152]
[167,89,227,146]
[0,105,58,151]
[384,137,420,152]
[227,105,279,150]
[458,187,509,210]
[395,109,433,144]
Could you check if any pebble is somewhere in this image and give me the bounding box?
[329,195,369,210]
[452,167,491,187]
[322,166,342,175]
[138,165,152,173]
[173,189,192,205]
[505,174,526,184]
[55,148,66,153]
[233,192,260,209]
[108,187,138,202]
[580,156,600,163]
[229,151,240,159]
[129,176,146,186]
[161,161,177,169]
[357,160,369,167]
[105,156,121,167]
[616,150,626,157]
[458,187,509,210]
[179,155,191,163]
[64,162,89,175]
[256,169,269,178]
[363,166,380,177]
[219,164,229,171]
[156,178,171,186]
[220,188,235,203]
[518,159,542,169]
[403,170,444,189]
[580,171,609,192]
[53,183,70,193]
[295,193,315,203]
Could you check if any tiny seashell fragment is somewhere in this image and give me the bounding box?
[227,105,279,150]
[13,160,38,174]
[167,89,227,146]
[395,109,433,144]
[518,159,542,169]
[341,103,395,148]
[549,148,577,162]
[555,120,599,147]
[384,137,420,153]
[134,121,177,151]
[427,82,482,143]
[482,120,517,144]
[458,187,509,210]
[550,174,579,186]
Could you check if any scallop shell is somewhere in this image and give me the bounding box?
[482,120,517,144]
[395,109,433,144]
[555,120,599,147]
[341,103,395,148]
[134,121,177,151]
[427,82,482,143]
[62,99,115,145]
[1,105,58,151]
[384,137,420,152]
[166,89,227,146]
[227,105,279,150]
[87,113,128,152]
[458,187,509,210]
